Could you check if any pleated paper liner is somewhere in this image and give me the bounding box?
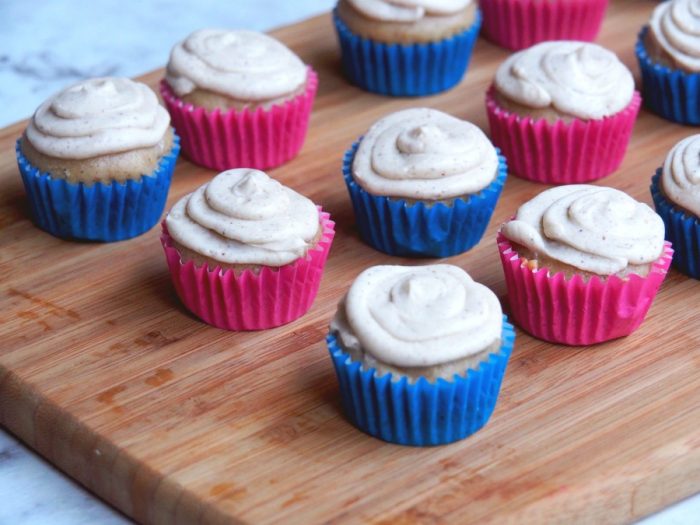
[636,27,700,126]
[16,134,180,242]
[651,170,700,279]
[333,9,481,97]
[497,233,673,346]
[327,316,515,446]
[343,140,507,257]
[160,68,318,171]
[486,87,641,184]
[161,208,335,331]
[480,0,608,50]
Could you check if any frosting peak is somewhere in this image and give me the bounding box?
[649,0,700,71]
[349,0,472,21]
[662,134,700,217]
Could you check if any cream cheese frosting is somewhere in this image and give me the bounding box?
[333,264,502,368]
[662,134,700,217]
[348,0,472,21]
[166,169,319,267]
[494,41,635,120]
[25,77,170,160]
[501,185,665,275]
[165,29,307,101]
[649,0,700,71]
[352,108,499,200]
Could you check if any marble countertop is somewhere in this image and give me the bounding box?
[1,1,698,523]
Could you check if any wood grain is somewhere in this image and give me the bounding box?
[1,1,699,523]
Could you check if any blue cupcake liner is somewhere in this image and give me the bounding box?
[16,133,180,242]
[650,169,700,279]
[636,27,700,126]
[327,315,515,446]
[333,8,482,97]
[343,140,507,257]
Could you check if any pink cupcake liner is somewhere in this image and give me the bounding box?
[160,208,335,331]
[160,68,318,171]
[480,0,608,51]
[486,87,641,184]
[497,232,673,346]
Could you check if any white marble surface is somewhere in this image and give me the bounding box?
[0,1,697,524]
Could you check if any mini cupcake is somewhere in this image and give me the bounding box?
[328,264,515,446]
[651,135,700,279]
[636,0,700,125]
[160,29,318,171]
[161,168,335,331]
[480,0,608,51]
[344,107,506,257]
[498,185,673,345]
[16,77,179,242]
[486,41,641,184]
[333,0,482,96]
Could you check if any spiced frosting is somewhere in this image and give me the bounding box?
[662,134,700,217]
[648,0,700,71]
[347,0,473,22]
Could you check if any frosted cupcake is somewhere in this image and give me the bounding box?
[480,0,608,51]
[636,0,700,125]
[651,135,700,279]
[344,108,507,257]
[16,77,179,241]
[161,169,335,330]
[160,29,318,170]
[486,41,641,184]
[498,185,673,345]
[333,0,482,96]
[327,264,515,445]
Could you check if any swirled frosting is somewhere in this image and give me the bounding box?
[347,0,472,21]
[166,169,319,266]
[662,134,700,217]
[494,41,634,120]
[165,29,307,101]
[353,108,499,200]
[336,264,502,367]
[25,77,170,160]
[649,0,700,71]
[501,185,665,275]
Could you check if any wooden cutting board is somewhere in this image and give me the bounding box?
[1,1,699,523]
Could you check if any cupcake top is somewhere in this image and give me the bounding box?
[346,0,472,22]
[648,0,700,72]
[352,108,499,200]
[166,168,319,267]
[501,185,665,275]
[662,134,700,217]
[334,264,502,368]
[25,77,170,160]
[494,41,635,120]
[165,29,307,102]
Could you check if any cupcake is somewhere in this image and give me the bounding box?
[333,0,482,96]
[498,185,673,345]
[160,29,318,171]
[486,41,641,184]
[636,0,700,125]
[480,0,608,51]
[16,77,179,242]
[161,168,335,331]
[651,134,700,279]
[344,107,507,257]
[327,264,515,446]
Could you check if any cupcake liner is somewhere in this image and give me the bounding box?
[497,233,673,345]
[343,140,507,257]
[485,87,641,184]
[160,208,335,331]
[636,27,700,126]
[651,170,700,279]
[333,8,481,97]
[160,68,318,171]
[327,315,515,446]
[480,0,608,51]
[16,134,180,242]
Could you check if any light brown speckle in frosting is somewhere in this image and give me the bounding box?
[662,134,700,217]
[25,77,170,160]
[348,0,472,21]
[649,0,700,71]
